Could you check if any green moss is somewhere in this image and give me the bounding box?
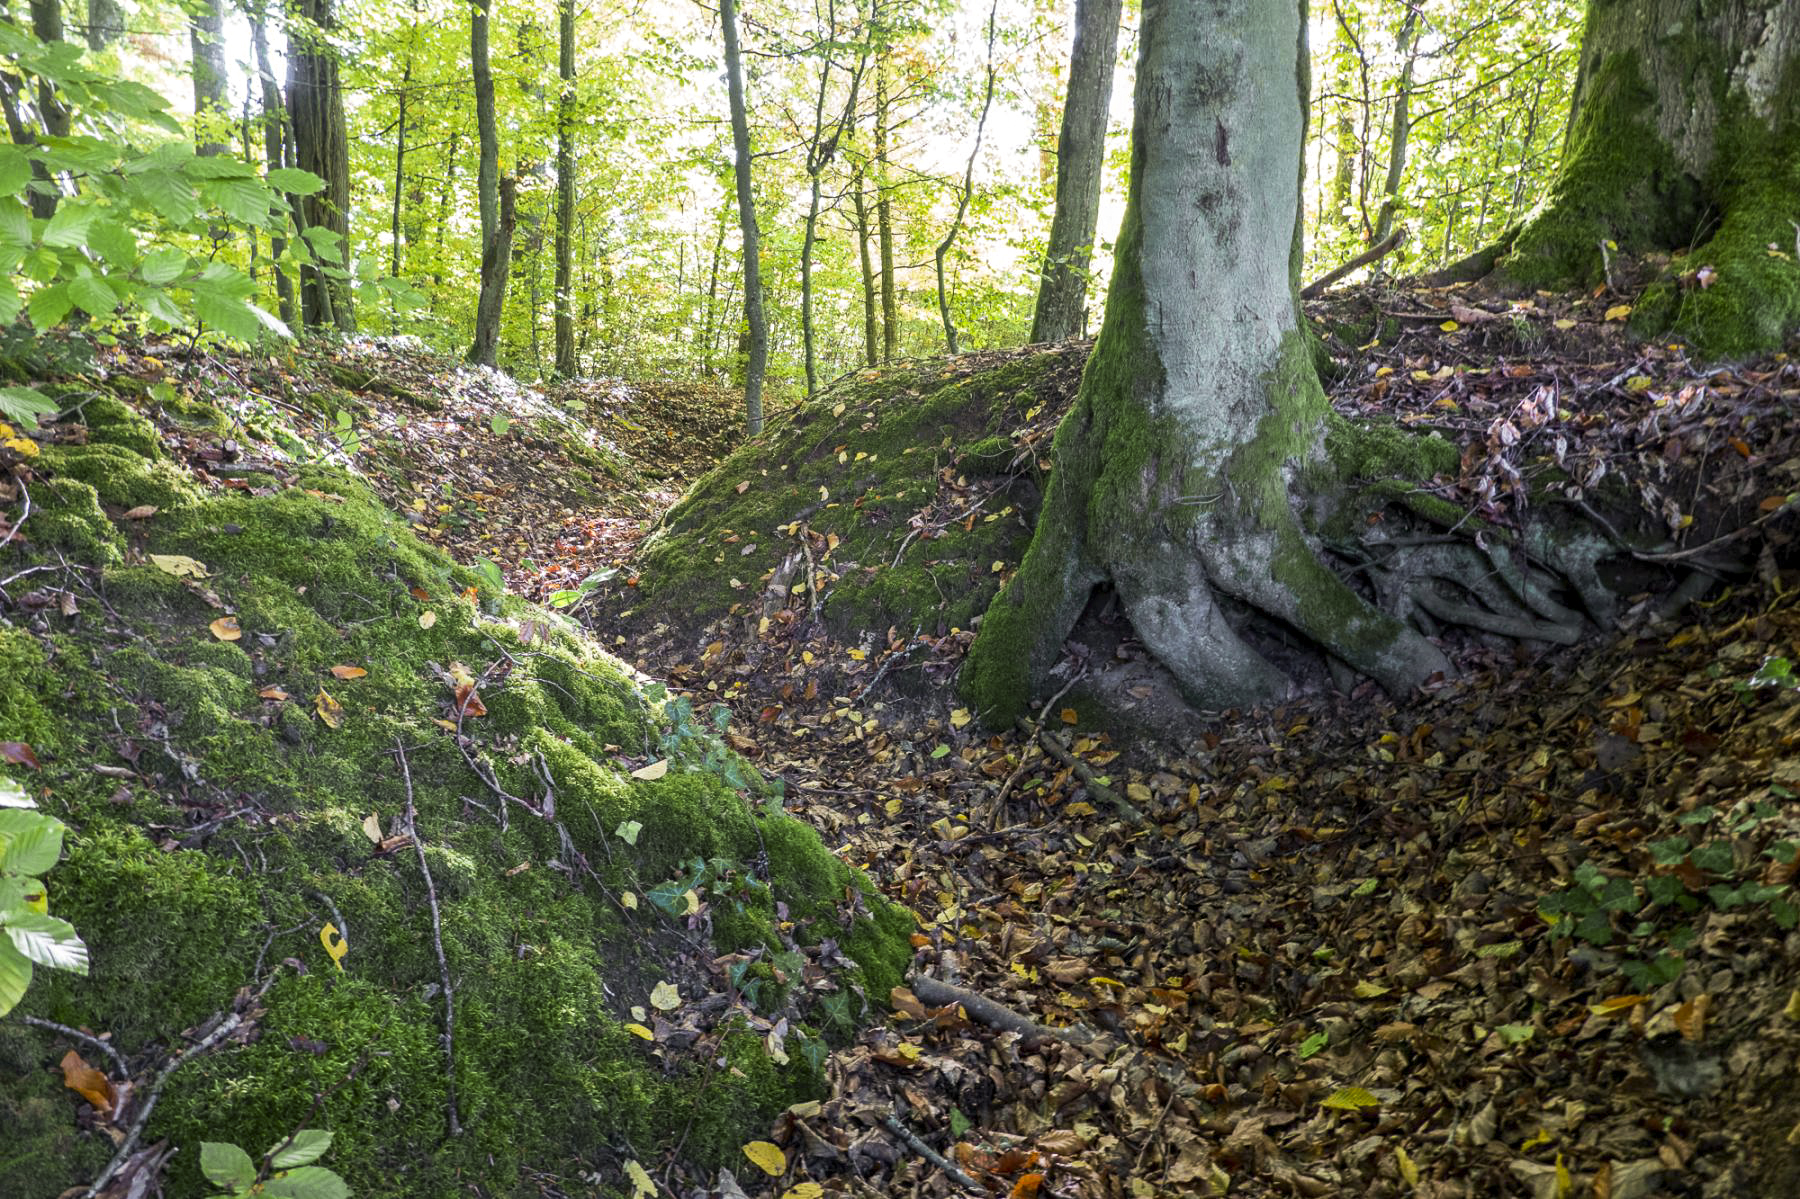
[1502,51,1698,289]
[1322,414,1458,483]
[37,443,197,511]
[0,379,914,1198]
[78,395,165,459]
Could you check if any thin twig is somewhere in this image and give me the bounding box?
[1018,717,1146,825]
[83,970,284,1198]
[1303,226,1407,299]
[306,889,348,956]
[879,1114,983,1192]
[989,672,1083,829]
[395,738,462,1138]
[0,473,32,557]
[909,974,1094,1048]
[22,1016,130,1077]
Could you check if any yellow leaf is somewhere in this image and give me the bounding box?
[150,554,209,579]
[1554,318,1577,330]
[949,708,972,729]
[1321,1086,1380,1110]
[314,688,344,729]
[682,888,701,915]
[418,610,438,629]
[621,890,639,911]
[1060,708,1078,725]
[631,759,669,781]
[209,616,242,641]
[361,813,382,843]
[1353,981,1391,998]
[782,1184,824,1199]
[1439,321,1459,332]
[319,922,347,971]
[22,882,47,914]
[1624,375,1653,393]
[624,1022,655,1040]
[1604,304,1632,322]
[650,980,681,1011]
[742,1141,787,1177]
[2,436,39,457]
[1554,1153,1572,1199]
[895,1040,921,1060]
[624,1159,656,1199]
[330,664,368,680]
[1395,1145,1419,1186]
[847,648,866,660]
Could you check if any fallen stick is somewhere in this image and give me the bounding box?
[1301,226,1407,300]
[1017,717,1146,825]
[879,1114,983,1192]
[396,739,462,1138]
[908,974,1094,1047]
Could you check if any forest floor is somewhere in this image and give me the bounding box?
[56,287,1800,1199]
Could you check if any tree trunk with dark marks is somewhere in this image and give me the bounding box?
[962,0,1450,723]
[1499,0,1800,358]
[289,0,354,332]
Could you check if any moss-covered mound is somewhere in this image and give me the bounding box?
[0,393,912,1197]
[609,346,1086,646]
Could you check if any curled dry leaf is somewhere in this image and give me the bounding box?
[60,1049,116,1116]
[208,616,241,641]
[0,741,40,769]
[330,665,368,680]
[314,688,344,729]
[121,505,157,520]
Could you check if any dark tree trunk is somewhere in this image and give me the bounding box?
[289,0,354,332]
[188,0,230,156]
[13,0,70,218]
[1029,0,1121,346]
[874,47,898,363]
[468,175,518,367]
[1371,6,1418,243]
[467,0,507,366]
[1501,0,1800,357]
[721,0,767,435]
[84,0,122,49]
[962,0,1446,724]
[553,0,577,378]
[935,0,998,356]
[853,171,879,367]
[249,5,295,326]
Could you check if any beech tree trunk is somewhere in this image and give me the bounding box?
[874,46,898,364]
[553,0,577,378]
[467,0,507,366]
[249,5,295,326]
[188,0,229,156]
[1501,0,1800,357]
[962,0,1447,724]
[289,0,354,332]
[853,171,880,367]
[721,0,767,435]
[1029,0,1121,345]
[84,0,122,49]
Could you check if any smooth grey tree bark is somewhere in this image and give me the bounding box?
[721,0,768,434]
[188,0,230,156]
[1028,0,1121,345]
[962,0,1447,723]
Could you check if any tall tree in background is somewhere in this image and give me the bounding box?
[467,0,512,366]
[289,0,354,330]
[933,0,997,355]
[1028,0,1120,345]
[798,0,866,397]
[188,0,230,155]
[248,0,295,325]
[1371,4,1418,243]
[84,0,123,49]
[872,20,897,363]
[962,0,1448,722]
[1491,0,1799,357]
[10,0,72,218]
[552,0,577,377]
[720,0,767,434]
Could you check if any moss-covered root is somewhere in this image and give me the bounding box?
[959,410,1103,728]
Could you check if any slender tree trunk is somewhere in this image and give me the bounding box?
[700,203,727,375]
[1329,24,1357,225]
[467,0,508,365]
[1372,7,1418,243]
[935,0,998,356]
[14,0,70,218]
[1501,0,1800,356]
[853,170,879,367]
[962,0,1445,724]
[469,175,518,366]
[249,6,295,326]
[391,40,412,289]
[552,0,578,377]
[1029,0,1121,345]
[874,45,898,363]
[188,0,230,156]
[289,0,354,331]
[720,0,767,435]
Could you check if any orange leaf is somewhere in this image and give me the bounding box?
[410,587,431,601]
[1059,708,1078,725]
[121,505,158,520]
[330,665,368,680]
[0,741,40,769]
[209,616,242,641]
[454,684,487,718]
[258,687,289,701]
[60,1050,116,1116]
[1760,495,1789,512]
[1008,1173,1045,1199]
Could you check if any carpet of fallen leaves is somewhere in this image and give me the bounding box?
[75,289,1800,1199]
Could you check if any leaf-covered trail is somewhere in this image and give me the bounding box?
[119,312,1800,1198]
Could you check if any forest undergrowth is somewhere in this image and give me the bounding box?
[11,281,1800,1198]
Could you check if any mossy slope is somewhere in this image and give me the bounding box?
[0,392,911,1197]
[613,347,1085,645]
